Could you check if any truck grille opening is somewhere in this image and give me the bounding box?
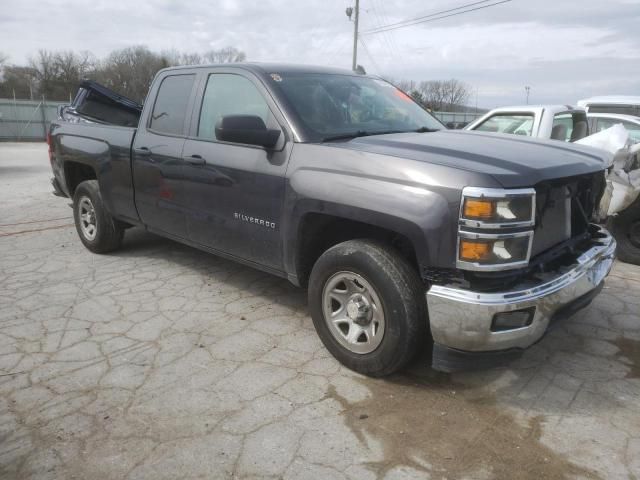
[532,172,605,258]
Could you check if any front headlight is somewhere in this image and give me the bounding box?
[458,231,533,268]
[457,187,536,271]
[460,187,536,228]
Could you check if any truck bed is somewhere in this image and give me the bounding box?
[49,120,139,223]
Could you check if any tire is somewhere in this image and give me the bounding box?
[308,239,427,377]
[611,199,640,265]
[73,180,124,253]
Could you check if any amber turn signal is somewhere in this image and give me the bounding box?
[463,199,495,219]
[459,239,491,261]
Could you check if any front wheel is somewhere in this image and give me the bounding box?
[73,180,124,253]
[308,239,427,377]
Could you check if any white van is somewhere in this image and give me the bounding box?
[577,96,640,117]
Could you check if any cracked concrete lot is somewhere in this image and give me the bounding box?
[1,142,640,480]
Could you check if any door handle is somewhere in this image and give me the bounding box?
[134,147,151,157]
[183,154,206,165]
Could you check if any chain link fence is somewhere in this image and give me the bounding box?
[432,111,483,128]
[0,98,484,141]
[0,98,62,141]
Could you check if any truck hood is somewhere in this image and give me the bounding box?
[330,130,608,188]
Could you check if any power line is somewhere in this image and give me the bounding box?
[362,0,513,35]
[364,0,493,33]
[369,0,397,62]
[376,0,404,59]
[358,35,383,73]
[326,36,351,66]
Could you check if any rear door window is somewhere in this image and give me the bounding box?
[474,114,534,136]
[551,113,574,141]
[149,74,196,135]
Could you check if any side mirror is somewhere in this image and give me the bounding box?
[215,115,281,148]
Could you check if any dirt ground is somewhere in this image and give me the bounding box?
[1,143,639,479]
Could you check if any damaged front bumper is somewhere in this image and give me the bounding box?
[426,225,616,372]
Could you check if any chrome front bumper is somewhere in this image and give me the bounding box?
[426,225,616,353]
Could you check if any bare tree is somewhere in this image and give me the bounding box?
[0,65,38,99]
[416,79,470,111]
[395,79,416,94]
[26,49,99,100]
[203,47,246,64]
[417,80,447,111]
[94,46,170,103]
[28,50,60,98]
[0,45,248,101]
[54,50,96,99]
[442,79,470,111]
[162,50,203,66]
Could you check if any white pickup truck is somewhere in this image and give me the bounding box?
[466,105,640,265]
[465,105,589,142]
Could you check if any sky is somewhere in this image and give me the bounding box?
[1,0,639,107]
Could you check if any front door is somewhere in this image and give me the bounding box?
[181,71,291,270]
[132,73,196,238]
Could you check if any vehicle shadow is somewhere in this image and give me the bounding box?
[116,227,639,399]
[113,226,307,306]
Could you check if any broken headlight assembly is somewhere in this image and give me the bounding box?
[457,187,536,271]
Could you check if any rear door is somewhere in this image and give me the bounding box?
[181,68,292,270]
[132,72,198,238]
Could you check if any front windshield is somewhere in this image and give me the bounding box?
[272,73,443,140]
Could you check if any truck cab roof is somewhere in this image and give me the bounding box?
[159,62,365,78]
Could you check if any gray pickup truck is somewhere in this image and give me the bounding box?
[48,64,616,376]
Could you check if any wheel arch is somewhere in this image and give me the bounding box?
[286,204,427,287]
[64,161,98,196]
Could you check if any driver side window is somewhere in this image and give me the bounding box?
[197,74,275,141]
[475,114,534,136]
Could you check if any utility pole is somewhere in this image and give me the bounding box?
[525,86,531,105]
[347,0,360,71]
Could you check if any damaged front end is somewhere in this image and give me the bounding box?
[577,124,640,265]
[425,171,616,372]
[576,124,640,217]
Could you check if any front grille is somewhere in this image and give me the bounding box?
[532,172,605,258]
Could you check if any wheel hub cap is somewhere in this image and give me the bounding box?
[322,271,385,355]
[78,197,97,241]
[346,295,371,325]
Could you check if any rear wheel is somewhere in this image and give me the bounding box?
[612,198,640,266]
[73,180,124,253]
[308,239,427,377]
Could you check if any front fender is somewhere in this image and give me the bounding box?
[282,167,457,281]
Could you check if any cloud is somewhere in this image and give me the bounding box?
[0,0,638,106]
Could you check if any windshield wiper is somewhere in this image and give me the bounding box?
[321,130,407,142]
[321,127,438,142]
